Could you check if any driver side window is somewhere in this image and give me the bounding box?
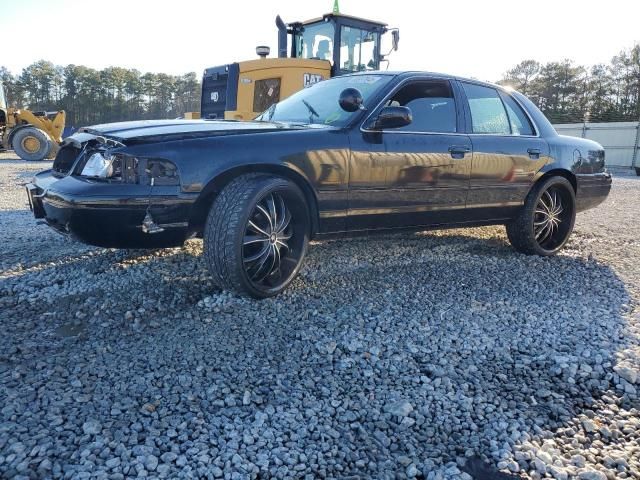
[387,80,457,133]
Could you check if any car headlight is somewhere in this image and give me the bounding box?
[80,152,140,183]
[79,152,179,185]
[81,152,114,178]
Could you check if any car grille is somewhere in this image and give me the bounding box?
[52,144,82,176]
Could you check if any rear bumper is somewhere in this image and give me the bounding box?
[575,172,612,213]
[27,171,197,248]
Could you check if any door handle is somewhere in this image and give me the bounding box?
[448,145,471,159]
[527,148,541,159]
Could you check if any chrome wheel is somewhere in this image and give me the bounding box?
[533,185,572,251]
[204,174,309,298]
[243,192,295,286]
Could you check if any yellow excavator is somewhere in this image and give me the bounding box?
[193,7,399,121]
[0,83,66,161]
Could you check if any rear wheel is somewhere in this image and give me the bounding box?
[506,176,576,256]
[12,127,51,161]
[204,174,310,298]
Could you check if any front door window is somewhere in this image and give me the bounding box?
[386,81,457,133]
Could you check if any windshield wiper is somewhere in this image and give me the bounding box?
[266,103,277,121]
[256,103,277,122]
[302,99,319,124]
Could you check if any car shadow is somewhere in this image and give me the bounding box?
[0,209,188,275]
[1,229,634,479]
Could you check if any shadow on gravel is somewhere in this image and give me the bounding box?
[0,210,94,273]
[0,230,633,479]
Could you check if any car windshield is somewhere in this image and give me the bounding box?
[256,74,392,127]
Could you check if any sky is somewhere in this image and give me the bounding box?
[2,0,639,82]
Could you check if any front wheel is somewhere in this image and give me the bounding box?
[204,174,310,298]
[506,176,576,256]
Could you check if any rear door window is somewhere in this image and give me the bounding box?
[461,83,510,135]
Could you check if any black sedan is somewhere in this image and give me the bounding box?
[27,72,611,297]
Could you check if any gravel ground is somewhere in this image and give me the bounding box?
[1,151,639,480]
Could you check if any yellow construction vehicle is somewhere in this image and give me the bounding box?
[197,10,399,121]
[0,83,66,161]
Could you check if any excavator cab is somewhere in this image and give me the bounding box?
[286,13,394,76]
[198,12,399,121]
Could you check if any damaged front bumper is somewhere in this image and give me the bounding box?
[27,170,198,248]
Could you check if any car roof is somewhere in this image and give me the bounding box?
[342,71,507,92]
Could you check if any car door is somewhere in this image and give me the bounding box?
[347,78,472,230]
[458,81,549,216]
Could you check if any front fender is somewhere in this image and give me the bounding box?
[189,162,321,236]
[120,128,350,235]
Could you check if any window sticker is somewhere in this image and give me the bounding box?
[346,76,383,84]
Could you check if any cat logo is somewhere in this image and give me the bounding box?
[303,73,323,88]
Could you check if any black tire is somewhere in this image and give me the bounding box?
[204,173,310,298]
[12,127,51,161]
[635,167,640,177]
[506,176,576,256]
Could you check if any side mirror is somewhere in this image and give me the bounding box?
[391,30,400,51]
[369,106,412,130]
[338,88,364,112]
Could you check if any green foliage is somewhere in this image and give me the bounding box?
[5,44,639,127]
[499,44,640,123]
[1,61,201,127]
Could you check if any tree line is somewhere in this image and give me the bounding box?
[0,60,201,127]
[2,44,639,127]
[498,44,640,124]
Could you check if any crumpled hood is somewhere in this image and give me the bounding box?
[78,119,323,144]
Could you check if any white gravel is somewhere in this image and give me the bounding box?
[1,151,639,480]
